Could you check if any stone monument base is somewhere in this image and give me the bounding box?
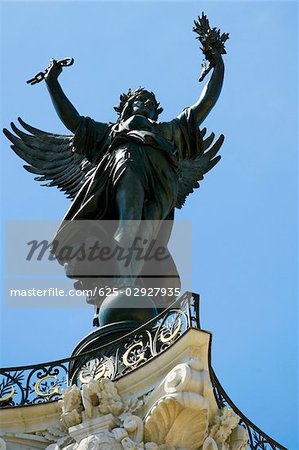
[0,327,248,450]
[0,293,286,450]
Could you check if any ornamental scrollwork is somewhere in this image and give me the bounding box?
[158,313,183,345]
[34,375,61,397]
[0,364,68,407]
[122,341,149,369]
[0,371,24,406]
[29,365,67,404]
[0,386,15,403]
[78,356,116,384]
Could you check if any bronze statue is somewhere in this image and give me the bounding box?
[4,13,228,326]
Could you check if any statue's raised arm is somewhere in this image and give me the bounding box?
[184,13,229,126]
[3,57,110,200]
[167,14,228,209]
[189,50,224,126]
[44,59,82,133]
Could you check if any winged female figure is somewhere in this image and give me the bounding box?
[4,13,228,323]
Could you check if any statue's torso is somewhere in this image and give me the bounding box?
[113,115,157,134]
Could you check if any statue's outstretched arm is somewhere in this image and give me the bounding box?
[189,51,224,126]
[45,59,81,133]
[179,12,228,126]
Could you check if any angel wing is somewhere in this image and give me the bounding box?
[176,128,224,209]
[3,118,96,199]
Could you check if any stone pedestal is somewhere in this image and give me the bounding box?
[0,293,285,450]
[0,328,248,450]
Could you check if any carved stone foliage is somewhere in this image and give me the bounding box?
[42,354,248,450]
[202,410,249,450]
[144,354,211,448]
[143,352,248,450]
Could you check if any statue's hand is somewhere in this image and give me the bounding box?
[193,13,228,82]
[44,59,63,84]
[199,48,223,82]
[209,48,223,66]
[26,57,73,86]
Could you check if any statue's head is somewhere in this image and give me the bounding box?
[114,87,163,122]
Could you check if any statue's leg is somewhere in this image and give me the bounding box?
[114,168,144,242]
[99,171,158,326]
[113,169,145,286]
[129,200,164,284]
[140,202,180,311]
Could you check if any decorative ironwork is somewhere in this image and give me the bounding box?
[0,292,198,408]
[0,363,67,408]
[78,356,115,384]
[68,291,198,385]
[210,368,287,450]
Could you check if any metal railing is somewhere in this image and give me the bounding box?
[0,292,198,408]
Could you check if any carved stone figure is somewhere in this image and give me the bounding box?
[3,13,228,324]
[59,385,83,428]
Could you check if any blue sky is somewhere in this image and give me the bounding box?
[0,1,298,448]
